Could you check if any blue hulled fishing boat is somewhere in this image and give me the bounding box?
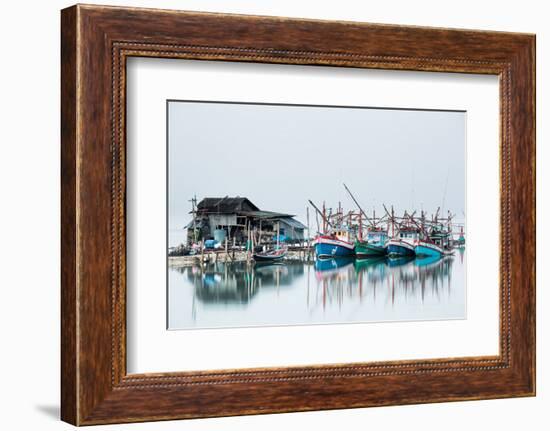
[414,240,453,258]
[314,231,355,259]
[387,227,419,257]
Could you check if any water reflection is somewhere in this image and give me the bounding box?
[168,253,466,329]
[174,261,304,304]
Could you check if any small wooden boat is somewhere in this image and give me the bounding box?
[253,247,287,262]
[254,219,288,262]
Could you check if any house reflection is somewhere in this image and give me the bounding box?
[176,261,304,305]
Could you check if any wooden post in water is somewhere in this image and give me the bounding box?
[259,219,262,247]
[276,266,280,296]
[306,206,310,260]
[225,237,228,263]
[189,195,198,245]
[246,221,251,264]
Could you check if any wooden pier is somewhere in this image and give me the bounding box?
[168,246,314,268]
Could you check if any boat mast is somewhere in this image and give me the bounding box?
[322,201,326,233]
[343,183,374,225]
[392,206,395,237]
[306,206,310,247]
[358,211,362,240]
[309,199,333,232]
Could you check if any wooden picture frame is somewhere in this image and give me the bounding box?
[61,4,535,425]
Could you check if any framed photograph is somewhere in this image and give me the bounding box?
[61,4,536,425]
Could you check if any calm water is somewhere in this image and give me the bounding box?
[168,250,466,330]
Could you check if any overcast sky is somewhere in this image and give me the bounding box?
[168,101,465,236]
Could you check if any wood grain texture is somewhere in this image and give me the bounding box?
[60,4,536,425]
[60,5,78,425]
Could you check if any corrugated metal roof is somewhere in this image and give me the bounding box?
[239,210,294,219]
[196,196,259,213]
[188,197,306,230]
[279,217,306,230]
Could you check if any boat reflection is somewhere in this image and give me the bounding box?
[169,251,465,328]
[174,254,456,307]
[308,255,455,310]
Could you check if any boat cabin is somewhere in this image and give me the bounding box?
[398,228,420,241]
[367,230,388,244]
[429,228,451,248]
[331,229,351,243]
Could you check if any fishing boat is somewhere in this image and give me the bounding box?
[341,183,389,258]
[253,247,287,262]
[355,229,388,257]
[414,240,454,258]
[455,225,466,248]
[387,227,419,257]
[415,224,454,258]
[307,198,356,259]
[313,230,355,259]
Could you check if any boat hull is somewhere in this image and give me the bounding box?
[415,242,442,258]
[314,236,355,258]
[253,253,286,262]
[253,248,287,262]
[415,241,454,258]
[387,239,415,257]
[354,240,387,257]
